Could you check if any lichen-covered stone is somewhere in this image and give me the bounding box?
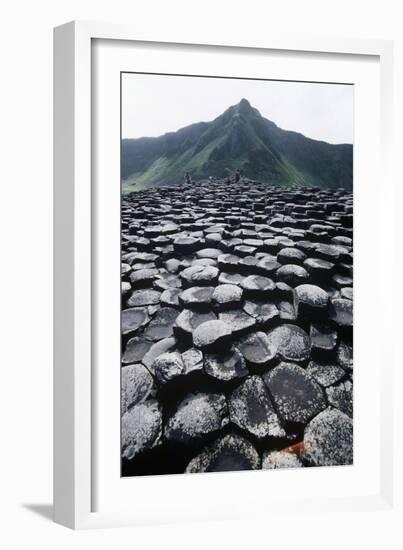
[217,254,241,271]
[310,322,338,353]
[121,400,162,460]
[142,337,176,372]
[181,348,204,375]
[153,352,185,384]
[121,179,354,475]
[212,284,243,309]
[277,247,306,266]
[266,324,311,363]
[294,284,329,320]
[303,257,335,279]
[306,361,346,388]
[186,433,261,473]
[173,236,201,254]
[165,392,228,444]
[275,299,297,322]
[276,264,309,287]
[121,307,150,337]
[326,380,353,417]
[179,286,215,308]
[160,288,182,307]
[243,300,279,325]
[180,265,219,288]
[129,268,159,287]
[143,307,178,341]
[264,362,326,424]
[121,281,131,300]
[336,341,353,371]
[204,346,248,381]
[153,273,182,291]
[301,407,353,466]
[238,331,276,367]
[193,319,233,350]
[218,272,244,285]
[126,289,161,308]
[341,287,353,300]
[121,363,155,412]
[122,335,153,365]
[196,248,223,260]
[329,298,353,327]
[228,375,285,439]
[240,275,275,296]
[262,450,303,469]
[219,309,256,336]
[256,256,281,276]
[174,309,217,343]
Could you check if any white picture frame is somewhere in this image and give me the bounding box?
[54,20,395,530]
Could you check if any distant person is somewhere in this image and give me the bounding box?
[184,172,192,185]
[234,169,241,183]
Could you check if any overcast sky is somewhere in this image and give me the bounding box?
[122,73,353,144]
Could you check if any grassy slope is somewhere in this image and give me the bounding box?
[122,101,352,192]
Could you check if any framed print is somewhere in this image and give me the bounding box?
[54,21,395,529]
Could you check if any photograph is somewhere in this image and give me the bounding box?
[120,73,354,477]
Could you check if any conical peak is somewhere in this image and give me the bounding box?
[238,98,252,108]
[219,98,261,124]
[236,98,255,115]
[234,98,261,118]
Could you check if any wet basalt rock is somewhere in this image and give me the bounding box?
[121,178,353,474]
[263,362,327,425]
[228,375,285,439]
[262,449,303,469]
[165,392,229,445]
[238,331,276,367]
[301,407,353,466]
[121,400,162,460]
[266,324,311,363]
[204,346,248,381]
[186,433,261,472]
[193,319,233,351]
[121,363,155,412]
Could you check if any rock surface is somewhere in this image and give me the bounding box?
[264,363,326,424]
[238,331,276,367]
[186,433,261,473]
[121,400,162,460]
[266,324,311,363]
[204,346,248,381]
[212,284,243,309]
[294,284,329,320]
[193,319,233,350]
[306,361,346,388]
[121,363,155,412]
[326,381,353,417]
[153,352,185,384]
[228,376,285,439]
[165,392,228,444]
[120,179,354,475]
[301,407,353,466]
[262,450,303,469]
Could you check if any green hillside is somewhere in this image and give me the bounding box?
[122,99,353,192]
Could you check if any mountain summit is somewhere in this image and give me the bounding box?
[122,99,353,192]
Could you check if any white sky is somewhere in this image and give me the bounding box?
[122,73,353,144]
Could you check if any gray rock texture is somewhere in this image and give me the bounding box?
[228,376,285,439]
[186,433,261,473]
[120,179,354,475]
[264,362,327,424]
[165,392,228,444]
[301,407,353,466]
